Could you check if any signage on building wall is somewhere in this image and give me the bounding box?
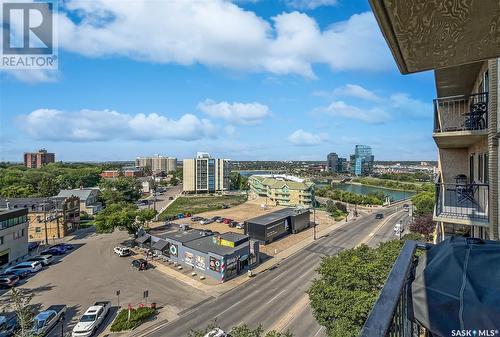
[209,256,221,272]
[220,239,235,248]
[195,255,206,270]
[184,251,194,266]
[169,243,178,257]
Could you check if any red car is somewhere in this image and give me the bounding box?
[223,218,232,224]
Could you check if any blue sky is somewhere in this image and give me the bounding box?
[0,0,437,162]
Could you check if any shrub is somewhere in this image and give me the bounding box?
[110,307,156,332]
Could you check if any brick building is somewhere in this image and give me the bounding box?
[23,149,55,168]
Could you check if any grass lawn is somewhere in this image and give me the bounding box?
[159,194,247,220]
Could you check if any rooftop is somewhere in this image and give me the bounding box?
[55,188,99,201]
[184,235,248,256]
[250,175,314,190]
[158,228,212,243]
[246,207,310,226]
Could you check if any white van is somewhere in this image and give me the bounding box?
[5,261,42,274]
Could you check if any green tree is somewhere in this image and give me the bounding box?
[137,208,158,226]
[99,177,142,205]
[411,191,435,216]
[189,323,292,337]
[9,288,35,337]
[94,203,138,233]
[308,240,406,337]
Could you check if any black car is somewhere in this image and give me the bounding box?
[0,275,19,289]
[0,269,29,279]
[132,259,149,271]
[375,213,384,219]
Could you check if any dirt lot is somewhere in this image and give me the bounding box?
[154,197,342,258]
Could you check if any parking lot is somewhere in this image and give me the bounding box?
[0,228,209,336]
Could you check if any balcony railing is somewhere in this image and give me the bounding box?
[435,182,489,222]
[359,241,427,337]
[433,92,488,133]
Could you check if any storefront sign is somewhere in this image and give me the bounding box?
[169,243,178,257]
[195,255,206,270]
[209,256,221,272]
[184,251,194,266]
[220,239,235,248]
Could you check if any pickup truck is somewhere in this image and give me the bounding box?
[32,305,66,336]
[113,247,131,257]
[72,301,111,337]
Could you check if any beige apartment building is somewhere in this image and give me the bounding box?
[135,155,177,174]
[249,174,315,206]
[183,152,230,193]
[369,0,500,241]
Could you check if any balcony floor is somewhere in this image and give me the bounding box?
[433,130,487,148]
[434,205,489,227]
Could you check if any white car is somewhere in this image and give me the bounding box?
[204,328,227,337]
[72,302,111,337]
[27,254,53,266]
[5,261,42,274]
[113,247,131,257]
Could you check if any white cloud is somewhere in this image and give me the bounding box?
[389,93,430,118]
[333,84,380,102]
[321,100,390,124]
[18,108,217,142]
[285,0,338,10]
[1,69,58,84]
[197,99,270,125]
[49,1,391,78]
[287,129,327,146]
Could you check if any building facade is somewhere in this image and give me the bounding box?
[431,61,497,240]
[0,197,80,243]
[23,149,55,169]
[135,155,177,174]
[248,174,315,206]
[100,167,144,179]
[349,145,374,176]
[327,153,338,172]
[183,153,230,193]
[55,188,102,215]
[0,209,29,267]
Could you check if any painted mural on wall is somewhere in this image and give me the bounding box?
[195,255,206,270]
[210,256,221,272]
[184,251,194,266]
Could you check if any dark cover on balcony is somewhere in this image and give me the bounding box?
[411,237,500,335]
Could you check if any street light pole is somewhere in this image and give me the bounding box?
[313,202,317,240]
[43,198,49,245]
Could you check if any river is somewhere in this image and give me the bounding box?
[330,183,415,202]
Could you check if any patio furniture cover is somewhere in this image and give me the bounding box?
[411,236,500,336]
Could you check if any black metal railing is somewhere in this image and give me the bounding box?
[434,92,488,132]
[435,182,489,221]
[359,241,427,337]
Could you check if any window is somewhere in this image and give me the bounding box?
[469,155,475,183]
[21,229,25,237]
[484,154,489,183]
[0,237,4,245]
[478,154,483,182]
[35,227,41,233]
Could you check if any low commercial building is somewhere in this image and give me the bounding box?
[0,209,29,267]
[55,188,102,215]
[0,197,80,243]
[248,174,315,206]
[100,167,144,179]
[141,227,259,282]
[245,208,311,244]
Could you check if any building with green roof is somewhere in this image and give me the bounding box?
[248,174,315,206]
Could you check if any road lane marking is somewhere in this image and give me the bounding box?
[215,300,242,318]
[266,294,310,333]
[266,289,287,305]
[313,326,325,337]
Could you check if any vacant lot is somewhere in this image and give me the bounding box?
[158,194,248,220]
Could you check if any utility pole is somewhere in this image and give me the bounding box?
[43,198,49,245]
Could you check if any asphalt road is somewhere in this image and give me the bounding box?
[141,206,404,337]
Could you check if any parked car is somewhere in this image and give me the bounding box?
[0,275,19,289]
[375,213,384,219]
[52,243,73,251]
[28,242,40,252]
[236,222,245,230]
[169,196,174,200]
[71,301,111,337]
[223,218,232,224]
[229,221,238,228]
[0,269,29,280]
[215,217,224,223]
[113,247,131,257]
[32,305,66,336]
[5,261,42,274]
[131,259,149,271]
[190,216,203,222]
[26,255,53,266]
[40,247,66,256]
[0,315,18,337]
[200,218,215,225]
[204,328,227,337]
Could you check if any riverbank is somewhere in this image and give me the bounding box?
[345,181,424,193]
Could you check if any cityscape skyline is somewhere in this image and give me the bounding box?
[1,0,436,163]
